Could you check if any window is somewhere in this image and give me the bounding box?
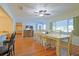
[52,22,56,31]
[52,18,73,33]
[68,19,73,32]
[36,23,46,31]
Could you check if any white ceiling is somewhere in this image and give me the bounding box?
[1,3,79,23]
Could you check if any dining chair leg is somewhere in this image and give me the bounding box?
[7,51,10,56]
[67,43,72,56]
[10,50,12,56]
[67,37,72,56]
[13,44,15,55]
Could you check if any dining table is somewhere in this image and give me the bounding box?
[35,32,71,56]
[45,33,70,56]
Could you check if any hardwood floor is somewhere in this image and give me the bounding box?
[15,34,79,56]
[15,35,56,56]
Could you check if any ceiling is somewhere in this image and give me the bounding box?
[1,3,79,23]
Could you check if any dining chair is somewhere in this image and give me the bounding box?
[34,32,42,44]
[59,33,72,56]
[38,34,44,45]
[41,34,51,50]
[36,33,42,45]
[0,32,16,56]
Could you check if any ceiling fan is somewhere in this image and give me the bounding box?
[34,10,51,16]
[19,6,51,16]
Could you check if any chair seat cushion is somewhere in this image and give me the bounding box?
[0,46,8,55]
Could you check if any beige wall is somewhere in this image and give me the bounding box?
[0,8,13,33]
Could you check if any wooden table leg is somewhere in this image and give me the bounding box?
[56,39,60,56]
[67,37,72,56]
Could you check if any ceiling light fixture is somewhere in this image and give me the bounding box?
[34,10,51,17]
[39,14,44,17]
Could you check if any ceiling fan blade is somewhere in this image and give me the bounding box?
[39,10,43,12]
[39,10,47,12]
[34,12,38,13]
[44,10,47,12]
[45,13,51,15]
